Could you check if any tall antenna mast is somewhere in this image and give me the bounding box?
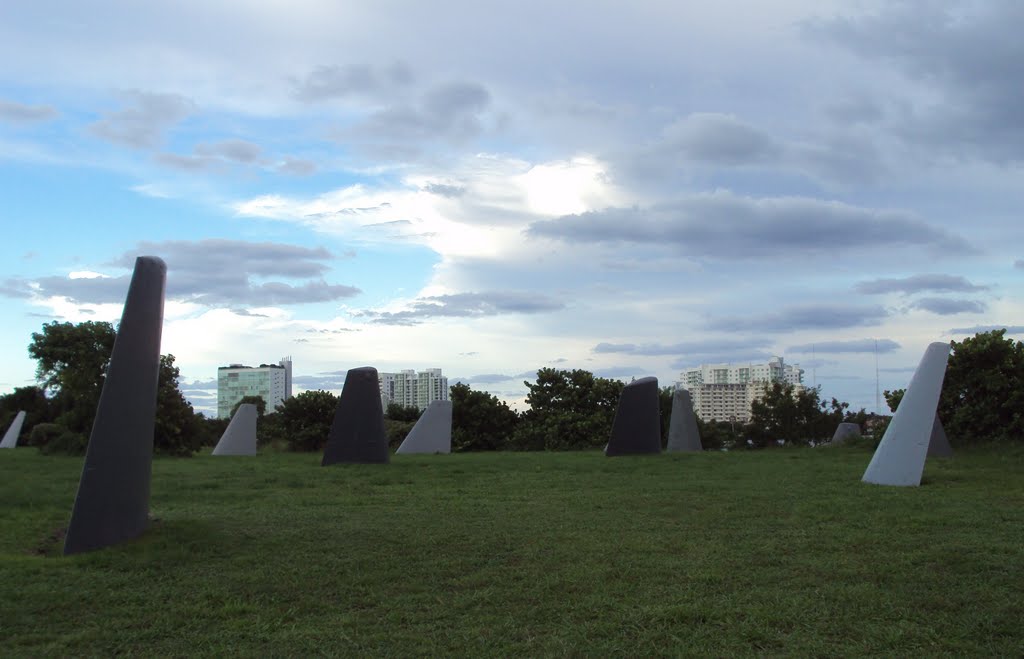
[874,338,881,414]
[812,343,816,388]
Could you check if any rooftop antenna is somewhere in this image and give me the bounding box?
[874,338,881,415]
[811,343,816,389]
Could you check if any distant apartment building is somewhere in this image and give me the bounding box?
[379,368,449,411]
[678,357,804,423]
[217,357,293,419]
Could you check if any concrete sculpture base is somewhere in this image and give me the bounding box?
[1,410,26,449]
[322,366,389,465]
[863,342,950,487]
[666,389,702,452]
[927,415,953,457]
[64,256,166,555]
[830,422,861,445]
[213,403,257,456]
[396,400,452,454]
[606,376,662,456]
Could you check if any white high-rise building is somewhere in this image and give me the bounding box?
[678,357,804,423]
[217,357,293,419]
[379,368,449,411]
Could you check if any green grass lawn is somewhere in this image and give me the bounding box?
[1,445,1022,656]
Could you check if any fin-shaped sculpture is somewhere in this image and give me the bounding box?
[666,389,702,452]
[212,403,257,456]
[396,400,452,455]
[830,422,861,445]
[863,342,950,486]
[605,376,662,456]
[927,415,953,457]
[322,366,389,465]
[64,256,166,555]
[1,411,26,449]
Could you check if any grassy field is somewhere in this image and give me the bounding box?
[1,445,1022,656]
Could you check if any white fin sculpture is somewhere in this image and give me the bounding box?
[863,342,951,486]
[1,411,26,448]
[830,422,861,445]
[212,404,258,456]
[667,389,702,452]
[396,400,452,454]
[927,415,953,457]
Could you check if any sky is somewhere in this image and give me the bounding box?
[1,0,1022,416]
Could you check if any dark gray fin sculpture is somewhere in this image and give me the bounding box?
[322,366,389,465]
[666,389,702,452]
[863,342,950,487]
[64,256,166,555]
[1,410,26,449]
[396,400,452,455]
[605,376,662,456]
[927,415,953,457]
[830,422,861,445]
[212,403,257,456]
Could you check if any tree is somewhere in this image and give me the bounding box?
[154,354,205,456]
[883,389,905,413]
[450,383,519,451]
[512,368,623,450]
[276,390,338,452]
[938,330,1024,444]
[385,403,422,423]
[745,382,843,447]
[231,395,267,418]
[28,321,116,435]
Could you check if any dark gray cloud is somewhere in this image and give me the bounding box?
[1015,260,1023,270]
[811,2,1024,163]
[658,113,781,166]
[528,191,965,258]
[788,339,900,353]
[195,139,262,163]
[179,379,217,393]
[856,274,988,295]
[593,338,771,357]
[230,308,269,317]
[708,304,889,333]
[276,158,317,176]
[292,62,413,102]
[948,325,1024,335]
[0,99,58,123]
[0,279,32,298]
[670,350,776,370]
[911,298,987,315]
[823,97,885,125]
[89,91,193,149]
[359,81,491,143]
[354,291,564,326]
[1,240,360,306]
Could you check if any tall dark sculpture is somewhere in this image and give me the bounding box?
[605,376,662,456]
[667,388,702,452]
[64,256,166,555]
[322,366,389,465]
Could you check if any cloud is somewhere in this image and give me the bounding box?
[230,308,269,317]
[454,373,517,385]
[911,298,987,315]
[1015,260,1023,270]
[810,2,1024,163]
[195,139,262,163]
[291,373,348,390]
[0,279,32,298]
[354,291,565,325]
[423,183,465,197]
[788,339,901,353]
[708,304,889,333]
[855,274,988,295]
[276,158,317,176]
[658,113,781,166]
[528,191,965,259]
[4,239,361,307]
[154,152,218,171]
[0,99,58,123]
[593,338,771,357]
[88,91,194,149]
[357,81,491,143]
[291,62,413,102]
[947,325,1024,335]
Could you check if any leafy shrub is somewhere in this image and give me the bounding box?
[30,423,88,455]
